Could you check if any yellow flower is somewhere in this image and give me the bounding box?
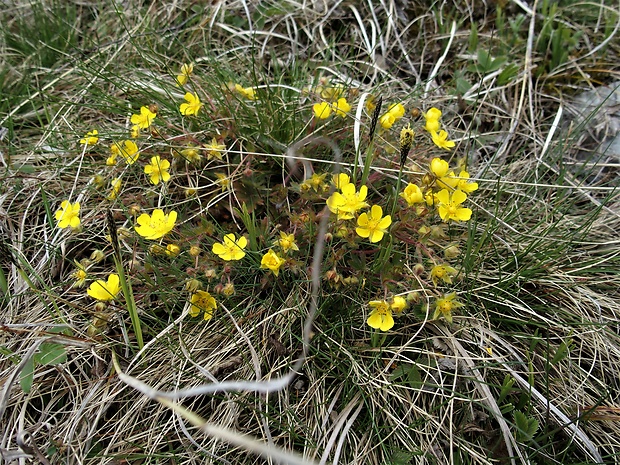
[332,173,351,189]
[87,273,121,301]
[425,107,442,121]
[205,138,226,160]
[367,300,394,331]
[431,130,456,150]
[430,158,450,178]
[432,292,464,323]
[331,97,351,117]
[235,84,257,100]
[180,146,201,164]
[424,108,442,133]
[189,290,217,320]
[215,172,231,191]
[176,63,193,86]
[300,172,327,192]
[180,92,203,116]
[130,125,140,138]
[430,264,458,286]
[365,95,377,114]
[80,130,99,145]
[165,243,180,256]
[313,101,332,119]
[212,233,247,261]
[326,183,369,220]
[106,151,117,166]
[55,200,80,229]
[111,140,139,165]
[144,156,171,185]
[72,260,88,287]
[379,103,405,129]
[320,84,344,100]
[425,190,438,207]
[390,296,407,314]
[261,249,286,276]
[455,170,478,193]
[277,232,299,253]
[355,205,392,243]
[436,189,472,222]
[107,177,121,200]
[130,106,156,130]
[134,209,177,240]
[400,183,424,206]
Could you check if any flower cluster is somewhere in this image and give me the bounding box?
[367,296,407,331]
[379,103,405,129]
[66,66,481,347]
[423,108,456,150]
[312,83,352,120]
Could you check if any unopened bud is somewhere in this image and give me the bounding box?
[444,245,461,259]
[185,279,202,292]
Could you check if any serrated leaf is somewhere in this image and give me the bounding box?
[514,410,539,442]
[389,449,417,465]
[20,356,35,393]
[498,374,515,404]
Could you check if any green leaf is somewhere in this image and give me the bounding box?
[35,343,67,366]
[389,449,417,465]
[468,23,478,53]
[514,410,539,442]
[455,77,472,95]
[477,49,492,72]
[551,338,572,365]
[20,356,35,393]
[498,64,520,86]
[498,374,515,404]
[488,56,507,73]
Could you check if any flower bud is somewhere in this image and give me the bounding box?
[444,245,461,259]
[406,291,421,304]
[185,279,202,292]
[90,249,105,263]
[94,302,107,313]
[222,283,235,296]
[204,269,217,279]
[93,174,106,188]
[430,225,447,240]
[189,245,201,257]
[413,263,425,276]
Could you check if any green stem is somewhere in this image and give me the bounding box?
[115,258,143,351]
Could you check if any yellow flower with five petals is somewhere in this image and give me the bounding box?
[355,205,392,243]
[144,156,171,185]
[436,189,472,222]
[87,273,121,301]
[326,183,368,220]
[134,209,177,239]
[260,249,286,276]
[367,300,394,331]
[189,290,217,320]
[130,106,156,129]
[180,92,203,116]
[212,233,247,261]
[55,200,81,229]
